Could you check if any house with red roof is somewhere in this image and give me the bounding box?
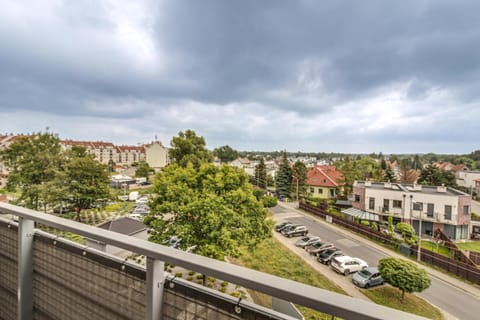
[307,165,345,199]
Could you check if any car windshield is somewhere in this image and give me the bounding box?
[300,237,310,242]
[357,269,372,278]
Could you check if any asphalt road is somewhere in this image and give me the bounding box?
[270,205,480,320]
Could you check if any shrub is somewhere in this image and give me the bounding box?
[219,287,227,293]
[175,272,183,278]
[186,276,193,281]
[230,292,241,298]
[196,274,204,280]
[262,195,278,208]
[188,271,195,276]
[371,222,378,231]
[221,281,228,287]
[361,220,370,227]
[208,276,216,283]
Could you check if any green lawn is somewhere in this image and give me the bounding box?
[456,241,480,252]
[232,237,346,319]
[421,241,451,256]
[362,286,444,320]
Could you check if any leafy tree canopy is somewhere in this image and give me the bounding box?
[213,145,239,163]
[169,130,213,168]
[378,258,431,302]
[0,132,62,210]
[418,164,456,187]
[145,163,272,260]
[135,161,153,180]
[292,160,308,199]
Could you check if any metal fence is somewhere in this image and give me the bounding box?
[299,201,480,285]
[0,202,428,320]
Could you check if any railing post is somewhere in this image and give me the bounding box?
[18,217,34,320]
[146,257,165,320]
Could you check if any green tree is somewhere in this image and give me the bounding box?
[378,258,431,302]
[169,130,213,168]
[213,145,239,163]
[292,160,308,199]
[384,166,397,182]
[0,132,63,210]
[395,222,418,245]
[275,152,292,199]
[145,163,272,260]
[254,158,267,189]
[418,164,456,187]
[57,147,112,222]
[335,156,357,196]
[135,161,153,181]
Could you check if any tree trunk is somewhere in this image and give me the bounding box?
[202,274,207,286]
[76,208,82,223]
[401,289,405,302]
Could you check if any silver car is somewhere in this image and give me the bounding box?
[352,267,384,288]
[295,236,320,248]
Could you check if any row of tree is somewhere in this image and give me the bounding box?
[0,132,111,221]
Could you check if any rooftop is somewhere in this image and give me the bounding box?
[355,181,469,197]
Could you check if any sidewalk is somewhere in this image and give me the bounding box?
[277,201,480,299]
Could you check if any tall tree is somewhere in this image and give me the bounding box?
[135,161,153,181]
[0,132,62,210]
[291,160,308,199]
[399,158,412,183]
[145,163,272,260]
[275,152,292,199]
[418,164,456,187]
[57,147,112,222]
[169,130,213,168]
[335,156,357,196]
[254,158,267,189]
[213,145,239,163]
[384,166,397,182]
[378,258,431,302]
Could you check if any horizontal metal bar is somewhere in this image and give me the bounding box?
[0,202,428,320]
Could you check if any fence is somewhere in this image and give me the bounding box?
[299,201,480,285]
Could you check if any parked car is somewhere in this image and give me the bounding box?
[330,256,368,276]
[317,248,343,265]
[275,221,292,232]
[305,241,334,256]
[129,213,143,221]
[295,236,321,248]
[282,225,308,237]
[352,267,384,288]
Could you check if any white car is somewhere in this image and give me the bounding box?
[129,213,143,221]
[330,256,368,276]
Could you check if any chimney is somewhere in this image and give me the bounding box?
[384,181,392,189]
[413,183,422,191]
[437,184,447,193]
[365,180,372,187]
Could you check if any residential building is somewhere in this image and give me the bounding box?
[144,140,169,171]
[353,181,472,240]
[307,166,344,199]
[456,170,480,194]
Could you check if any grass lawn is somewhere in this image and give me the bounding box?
[421,241,451,256]
[456,241,480,252]
[362,286,444,320]
[232,237,347,320]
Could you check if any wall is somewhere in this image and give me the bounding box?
[145,142,169,170]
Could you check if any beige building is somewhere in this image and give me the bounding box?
[145,141,169,171]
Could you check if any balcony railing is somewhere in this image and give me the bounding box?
[0,202,428,320]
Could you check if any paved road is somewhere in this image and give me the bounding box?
[271,204,480,320]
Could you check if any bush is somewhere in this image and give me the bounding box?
[253,189,264,200]
[262,195,278,208]
[396,223,418,245]
[175,272,183,278]
[188,271,195,276]
[372,222,378,231]
[327,207,341,217]
[208,276,216,283]
[221,281,228,287]
[186,276,193,281]
[196,274,204,280]
[361,220,370,227]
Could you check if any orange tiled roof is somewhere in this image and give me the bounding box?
[307,165,344,188]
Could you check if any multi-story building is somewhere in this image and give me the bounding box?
[457,170,480,194]
[144,141,169,171]
[352,181,471,240]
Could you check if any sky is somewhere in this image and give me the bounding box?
[0,0,479,154]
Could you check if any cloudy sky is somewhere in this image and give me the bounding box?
[1,0,479,153]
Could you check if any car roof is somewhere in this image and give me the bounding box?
[334,255,353,262]
[362,267,378,273]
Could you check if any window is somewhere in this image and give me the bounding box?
[463,205,470,215]
[413,202,423,211]
[310,187,314,193]
[369,197,375,210]
[318,188,323,194]
[354,194,360,202]
[444,205,452,220]
[427,203,434,218]
[392,200,402,209]
[383,199,389,212]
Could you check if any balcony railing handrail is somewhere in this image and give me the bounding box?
[0,202,428,320]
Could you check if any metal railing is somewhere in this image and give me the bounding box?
[0,202,428,320]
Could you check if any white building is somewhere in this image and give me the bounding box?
[353,181,472,240]
[144,141,169,171]
[456,171,480,193]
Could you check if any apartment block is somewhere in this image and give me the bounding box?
[353,181,472,240]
